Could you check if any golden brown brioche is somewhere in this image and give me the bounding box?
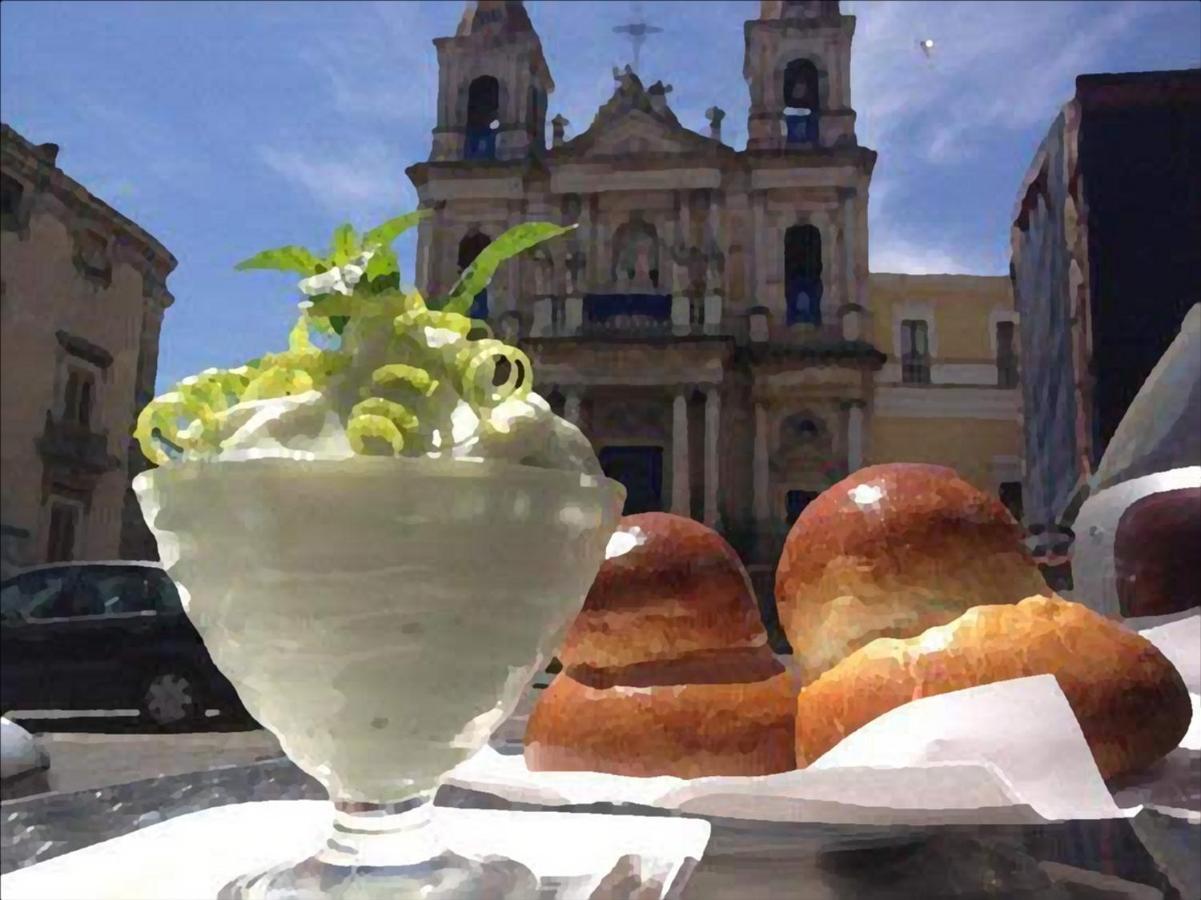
[526,513,796,777]
[558,512,769,670]
[525,670,797,778]
[776,463,1050,683]
[794,595,1193,780]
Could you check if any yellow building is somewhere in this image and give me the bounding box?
[866,273,1024,518]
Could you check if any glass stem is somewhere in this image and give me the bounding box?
[319,794,441,869]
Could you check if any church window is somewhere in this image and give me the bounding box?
[784,224,822,325]
[900,319,931,384]
[465,75,500,160]
[999,481,1024,522]
[458,231,492,319]
[782,59,820,144]
[996,320,1019,387]
[781,415,822,447]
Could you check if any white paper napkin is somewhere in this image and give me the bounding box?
[443,675,1125,824]
[0,801,711,900]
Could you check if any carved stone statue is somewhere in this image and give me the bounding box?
[531,252,551,297]
[565,250,585,296]
[671,244,691,295]
[705,247,724,295]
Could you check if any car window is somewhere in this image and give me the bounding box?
[28,578,106,619]
[146,571,184,613]
[1,571,71,619]
[92,569,156,614]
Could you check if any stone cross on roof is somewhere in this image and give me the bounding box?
[612,3,663,74]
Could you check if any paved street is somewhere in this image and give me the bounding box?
[1,728,283,802]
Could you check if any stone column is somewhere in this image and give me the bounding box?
[844,399,865,473]
[564,390,582,427]
[841,190,856,336]
[753,400,770,522]
[565,295,583,333]
[752,191,768,311]
[578,194,594,289]
[672,392,690,516]
[704,190,724,332]
[531,298,552,336]
[855,191,870,312]
[680,191,693,250]
[704,387,722,528]
[707,189,723,252]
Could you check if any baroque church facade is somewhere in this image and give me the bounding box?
[407,0,1024,634]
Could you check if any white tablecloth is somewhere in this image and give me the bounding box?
[0,801,711,900]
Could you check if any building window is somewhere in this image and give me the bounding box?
[781,415,822,448]
[782,59,820,145]
[62,368,96,428]
[46,500,82,563]
[77,229,111,280]
[999,481,1024,522]
[900,319,931,384]
[784,224,822,325]
[465,75,500,160]
[996,320,1019,388]
[457,231,491,319]
[1,173,24,231]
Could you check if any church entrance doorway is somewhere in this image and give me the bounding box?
[598,446,663,515]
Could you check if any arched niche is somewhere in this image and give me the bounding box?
[465,75,501,159]
[611,215,661,291]
[458,230,492,318]
[784,223,823,325]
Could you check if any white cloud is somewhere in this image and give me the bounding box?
[298,3,439,126]
[851,0,1154,164]
[870,234,981,275]
[256,141,416,221]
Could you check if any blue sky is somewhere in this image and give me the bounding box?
[2,0,1198,393]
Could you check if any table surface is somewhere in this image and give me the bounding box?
[2,693,1199,900]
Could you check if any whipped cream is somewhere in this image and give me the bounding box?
[182,306,600,474]
[210,388,601,475]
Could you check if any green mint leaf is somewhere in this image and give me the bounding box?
[331,315,349,336]
[234,245,322,275]
[363,210,430,251]
[435,222,576,314]
[330,223,360,267]
[364,246,399,284]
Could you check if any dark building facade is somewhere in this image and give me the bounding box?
[1011,69,1201,560]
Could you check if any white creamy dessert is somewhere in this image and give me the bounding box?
[131,217,624,808]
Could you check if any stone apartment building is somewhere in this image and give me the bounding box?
[1011,69,1201,564]
[407,0,1025,636]
[0,123,175,576]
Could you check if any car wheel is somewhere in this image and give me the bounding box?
[141,670,204,730]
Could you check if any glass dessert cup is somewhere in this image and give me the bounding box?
[134,456,625,899]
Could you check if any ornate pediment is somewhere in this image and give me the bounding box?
[555,67,723,159]
[581,111,711,158]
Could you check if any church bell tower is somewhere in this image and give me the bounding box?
[429,1,555,162]
[744,0,859,151]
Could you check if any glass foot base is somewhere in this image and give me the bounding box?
[220,849,539,900]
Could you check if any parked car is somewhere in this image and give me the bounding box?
[0,561,247,729]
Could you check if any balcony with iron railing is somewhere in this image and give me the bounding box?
[531,292,729,339]
[37,412,114,474]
